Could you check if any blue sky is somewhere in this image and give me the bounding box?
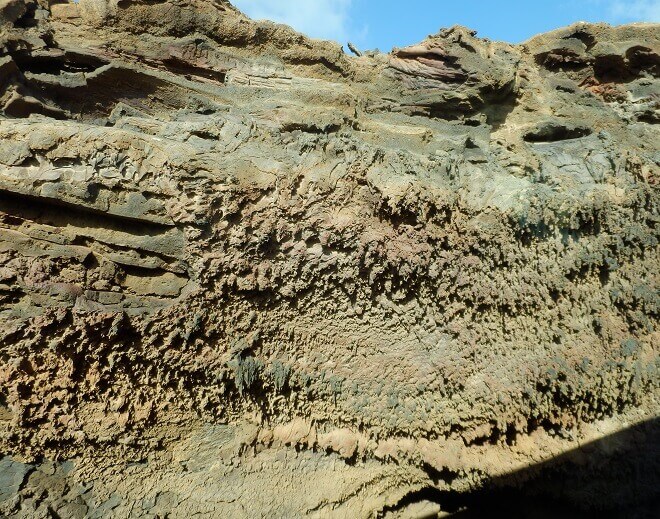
[233,0,660,50]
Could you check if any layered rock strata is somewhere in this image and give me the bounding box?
[0,1,658,517]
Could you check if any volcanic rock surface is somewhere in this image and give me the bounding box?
[0,1,658,517]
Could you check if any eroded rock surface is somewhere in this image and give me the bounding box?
[0,1,658,517]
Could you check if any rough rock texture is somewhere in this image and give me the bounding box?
[0,1,658,517]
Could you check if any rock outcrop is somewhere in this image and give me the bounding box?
[0,1,658,517]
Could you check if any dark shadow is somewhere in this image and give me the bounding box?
[0,189,173,236]
[482,91,519,132]
[389,417,659,518]
[8,49,109,76]
[26,65,174,119]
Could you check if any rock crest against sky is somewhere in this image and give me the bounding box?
[235,0,660,49]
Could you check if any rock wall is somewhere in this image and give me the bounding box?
[0,1,658,517]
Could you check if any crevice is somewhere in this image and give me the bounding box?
[9,50,109,76]
[594,54,634,83]
[162,57,227,84]
[625,46,660,77]
[280,122,342,134]
[535,49,592,72]
[0,189,174,236]
[523,123,592,143]
[565,30,597,50]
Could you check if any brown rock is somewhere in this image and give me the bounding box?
[0,2,657,517]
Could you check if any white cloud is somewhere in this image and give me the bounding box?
[232,0,356,43]
[605,0,660,22]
